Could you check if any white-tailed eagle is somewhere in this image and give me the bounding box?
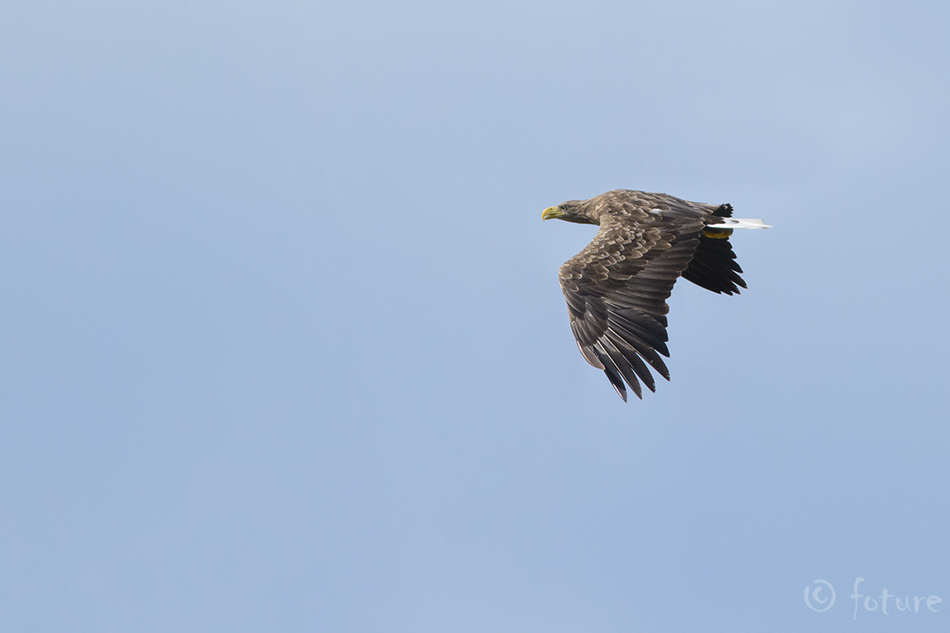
[543,190,770,401]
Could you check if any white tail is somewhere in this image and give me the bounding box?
[707,218,771,229]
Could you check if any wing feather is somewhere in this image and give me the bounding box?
[599,337,643,401]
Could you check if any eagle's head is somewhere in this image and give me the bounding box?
[542,200,598,225]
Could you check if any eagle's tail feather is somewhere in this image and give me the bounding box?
[707,218,771,229]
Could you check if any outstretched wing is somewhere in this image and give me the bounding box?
[557,206,707,401]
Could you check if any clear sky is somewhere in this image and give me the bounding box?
[2,1,949,631]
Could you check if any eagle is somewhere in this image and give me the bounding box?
[543,190,769,401]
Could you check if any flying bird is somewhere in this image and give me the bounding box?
[543,190,769,401]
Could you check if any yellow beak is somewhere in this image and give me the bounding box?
[542,206,563,221]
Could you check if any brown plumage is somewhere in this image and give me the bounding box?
[543,190,769,401]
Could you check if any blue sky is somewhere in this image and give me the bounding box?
[2,1,949,631]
